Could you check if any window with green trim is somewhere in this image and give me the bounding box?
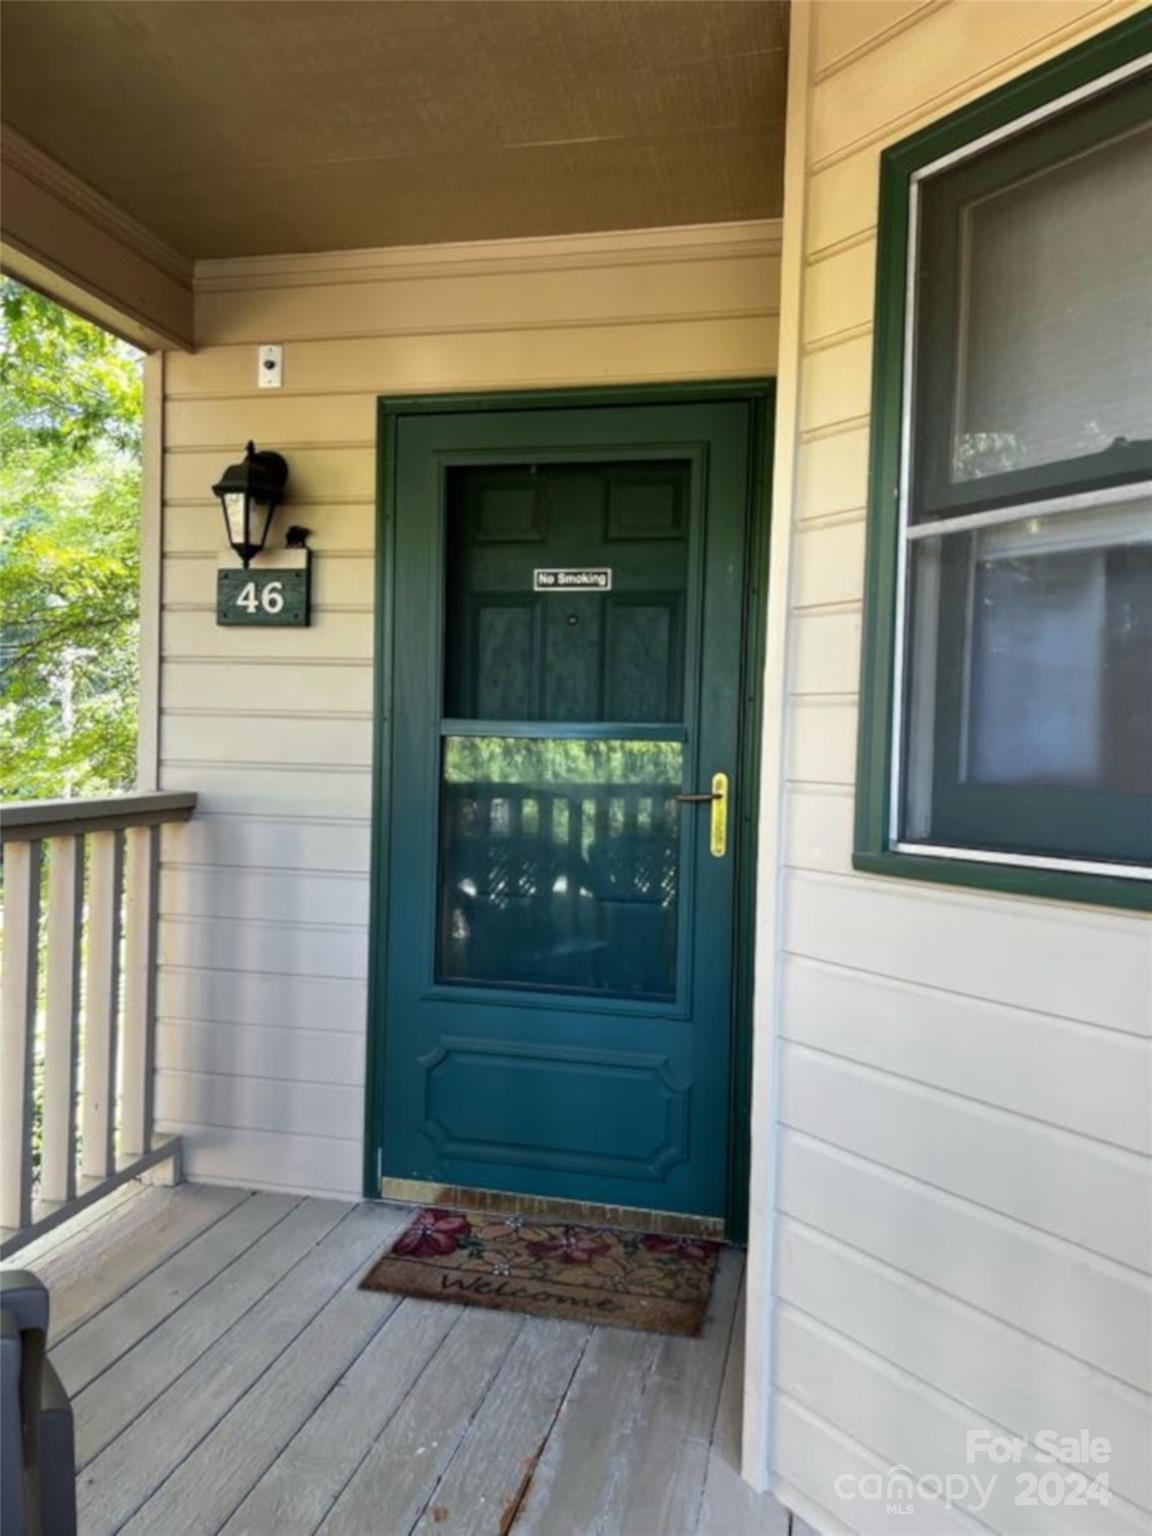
[856,19,1152,907]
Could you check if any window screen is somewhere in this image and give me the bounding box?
[894,67,1152,872]
[953,123,1152,483]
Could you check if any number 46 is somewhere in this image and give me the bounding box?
[236,579,285,615]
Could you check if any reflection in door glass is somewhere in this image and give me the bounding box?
[438,736,683,999]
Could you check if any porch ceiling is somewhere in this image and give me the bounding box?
[0,0,788,261]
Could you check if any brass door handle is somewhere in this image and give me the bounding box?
[674,772,729,857]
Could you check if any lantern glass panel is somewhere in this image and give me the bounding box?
[250,498,277,553]
[222,492,248,549]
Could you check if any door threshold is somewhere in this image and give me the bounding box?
[376,1177,726,1241]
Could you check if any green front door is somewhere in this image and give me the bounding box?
[373,396,754,1220]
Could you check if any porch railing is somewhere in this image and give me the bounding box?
[0,791,196,1257]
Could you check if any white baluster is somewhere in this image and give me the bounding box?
[82,830,124,1180]
[41,835,84,1203]
[0,840,41,1230]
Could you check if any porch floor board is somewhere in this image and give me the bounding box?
[6,1182,794,1536]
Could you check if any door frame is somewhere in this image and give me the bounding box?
[364,380,775,1241]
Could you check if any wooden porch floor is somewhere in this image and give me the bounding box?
[8,1181,798,1536]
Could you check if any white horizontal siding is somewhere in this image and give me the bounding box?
[784,870,1151,1037]
[783,787,855,874]
[156,966,366,1032]
[160,765,374,820]
[158,220,781,1198]
[159,916,368,981]
[164,816,371,874]
[786,701,858,786]
[791,610,862,696]
[164,553,374,609]
[162,715,373,770]
[154,1068,362,1141]
[164,660,374,715]
[772,1391,972,1536]
[150,1120,362,1198]
[777,1218,1152,1512]
[781,956,1152,1155]
[779,1131,1151,1395]
[759,0,1152,1524]
[163,607,375,662]
[781,1042,1150,1270]
[776,1305,1149,1536]
[160,866,369,927]
[157,1019,364,1087]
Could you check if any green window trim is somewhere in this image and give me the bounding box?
[853,10,1152,916]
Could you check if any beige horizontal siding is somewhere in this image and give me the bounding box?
[191,250,779,346]
[164,555,373,611]
[791,519,867,609]
[807,0,1121,168]
[165,445,376,504]
[798,334,872,435]
[765,0,1152,1526]
[166,502,372,555]
[795,426,871,522]
[157,219,781,1199]
[164,316,779,399]
[801,241,875,346]
[810,1,945,81]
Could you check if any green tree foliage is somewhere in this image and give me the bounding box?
[1,278,143,799]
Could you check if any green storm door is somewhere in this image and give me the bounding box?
[376,399,751,1219]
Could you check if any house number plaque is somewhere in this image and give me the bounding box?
[217,551,312,626]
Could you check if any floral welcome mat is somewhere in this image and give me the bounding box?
[360,1207,720,1336]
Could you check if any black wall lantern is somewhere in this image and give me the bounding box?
[212,441,289,566]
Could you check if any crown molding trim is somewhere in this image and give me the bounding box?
[2,126,192,283]
[194,218,784,293]
[1,125,194,349]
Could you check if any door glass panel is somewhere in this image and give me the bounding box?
[438,736,684,999]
